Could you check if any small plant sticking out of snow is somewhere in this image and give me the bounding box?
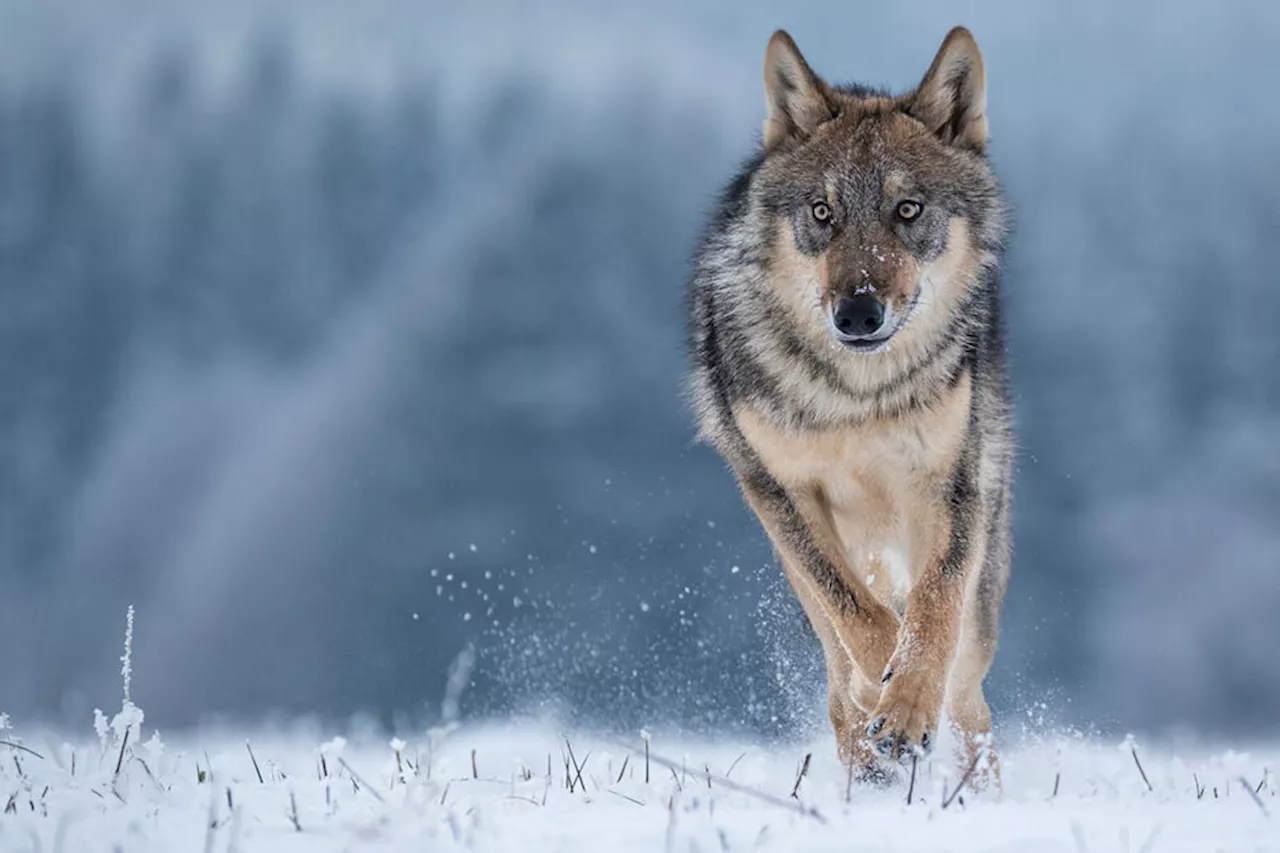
[91,605,160,778]
[389,738,409,785]
[320,736,347,761]
[93,707,111,752]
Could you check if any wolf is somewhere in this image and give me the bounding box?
[685,26,1012,787]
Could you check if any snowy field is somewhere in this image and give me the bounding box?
[2,710,1276,853]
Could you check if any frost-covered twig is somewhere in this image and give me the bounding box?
[121,604,135,704]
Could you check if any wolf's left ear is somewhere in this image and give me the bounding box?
[762,30,835,151]
[909,27,988,152]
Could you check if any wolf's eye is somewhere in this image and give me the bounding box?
[897,200,923,221]
[811,202,831,223]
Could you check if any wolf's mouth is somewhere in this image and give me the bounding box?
[829,286,922,354]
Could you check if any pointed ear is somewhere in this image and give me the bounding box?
[762,30,835,151]
[909,27,988,152]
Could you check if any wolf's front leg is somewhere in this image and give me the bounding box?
[736,468,901,697]
[866,570,966,761]
[867,460,985,763]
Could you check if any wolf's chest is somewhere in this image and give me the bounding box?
[733,375,971,603]
[734,386,968,507]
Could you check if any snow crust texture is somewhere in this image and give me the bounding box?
[2,722,1278,852]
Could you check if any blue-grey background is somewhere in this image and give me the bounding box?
[2,0,1277,740]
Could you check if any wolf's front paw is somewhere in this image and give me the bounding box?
[866,666,943,764]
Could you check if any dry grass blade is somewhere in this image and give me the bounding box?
[337,758,385,803]
[942,752,982,809]
[134,756,165,792]
[790,753,811,799]
[564,738,589,794]
[616,754,629,784]
[1194,772,1205,800]
[607,789,645,807]
[725,752,747,780]
[1238,776,1271,817]
[1131,745,1153,792]
[288,790,302,831]
[0,741,45,760]
[906,754,918,805]
[113,727,131,777]
[245,741,264,784]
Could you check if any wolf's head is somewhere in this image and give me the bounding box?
[750,27,1004,357]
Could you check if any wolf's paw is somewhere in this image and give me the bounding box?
[850,760,897,789]
[866,668,942,764]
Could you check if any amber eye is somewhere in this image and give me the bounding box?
[811,201,832,223]
[897,200,923,221]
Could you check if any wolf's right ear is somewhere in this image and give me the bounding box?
[763,30,835,151]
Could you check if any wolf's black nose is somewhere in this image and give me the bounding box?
[833,294,885,337]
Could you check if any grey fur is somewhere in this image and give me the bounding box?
[683,27,1015,771]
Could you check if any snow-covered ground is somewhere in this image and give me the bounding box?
[2,710,1276,853]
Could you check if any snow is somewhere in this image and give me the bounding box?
[2,719,1276,852]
